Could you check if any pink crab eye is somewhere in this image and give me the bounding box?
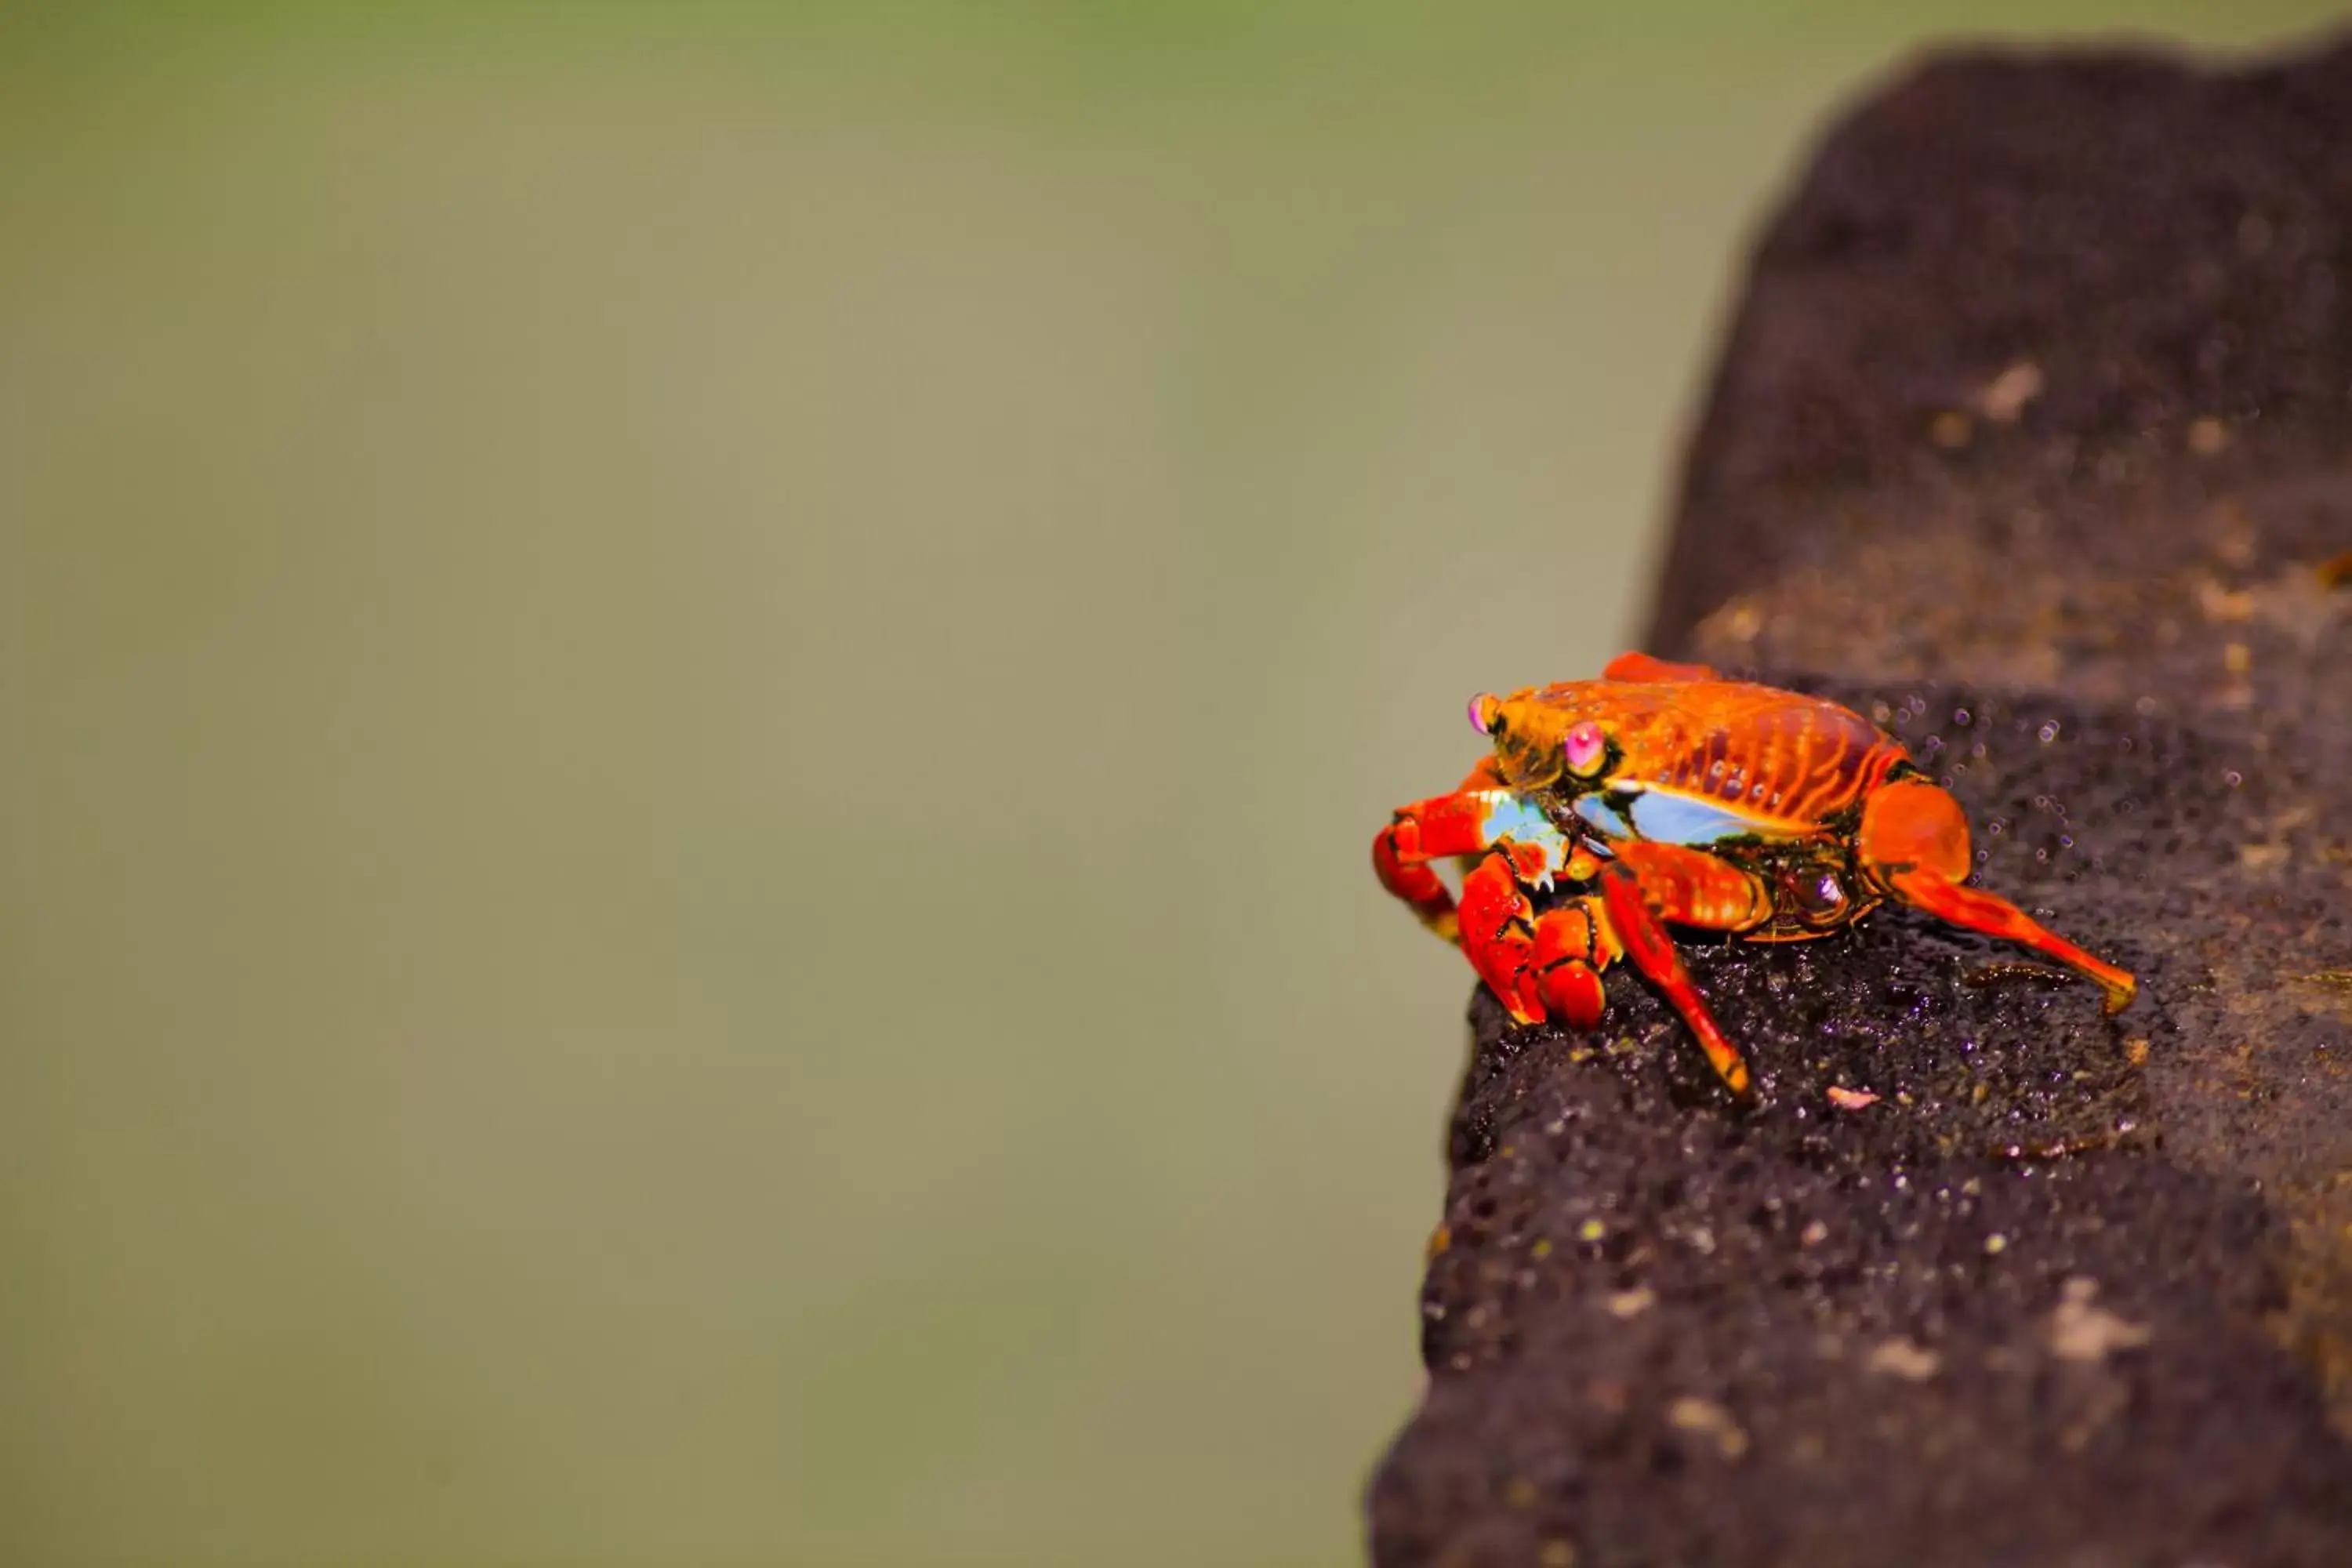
[1564,720,1606,775]
[1467,694,1494,735]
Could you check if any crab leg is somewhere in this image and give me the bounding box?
[1601,651,1719,684]
[1860,775,2136,1012]
[1594,847,1769,1098]
[1605,840,1773,933]
[1884,869,2137,1013]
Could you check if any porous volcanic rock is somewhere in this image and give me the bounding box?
[1370,34,2352,1568]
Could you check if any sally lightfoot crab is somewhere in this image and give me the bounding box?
[1373,652,2136,1098]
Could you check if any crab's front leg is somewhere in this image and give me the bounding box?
[1593,841,1773,1098]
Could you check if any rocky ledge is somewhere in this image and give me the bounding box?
[1369,34,2352,1568]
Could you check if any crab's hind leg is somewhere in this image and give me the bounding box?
[1593,844,1772,1098]
[1860,776,2136,1013]
[1886,870,2137,1012]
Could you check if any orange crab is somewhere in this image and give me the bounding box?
[1373,652,2136,1098]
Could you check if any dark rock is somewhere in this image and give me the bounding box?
[1370,34,2352,1568]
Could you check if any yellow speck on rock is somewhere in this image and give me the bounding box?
[1668,1396,1750,1460]
[1606,1287,1657,1319]
[1866,1337,1943,1381]
[1577,1218,1606,1243]
[1976,360,2044,423]
[2194,575,2255,622]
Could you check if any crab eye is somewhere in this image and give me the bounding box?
[1467,694,1494,735]
[1563,720,1606,775]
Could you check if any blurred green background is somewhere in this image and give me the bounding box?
[0,4,2341,1565]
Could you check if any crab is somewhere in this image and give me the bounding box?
[1373,652,2136,1098]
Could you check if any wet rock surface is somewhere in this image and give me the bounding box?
[1370,36,2352,1568]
